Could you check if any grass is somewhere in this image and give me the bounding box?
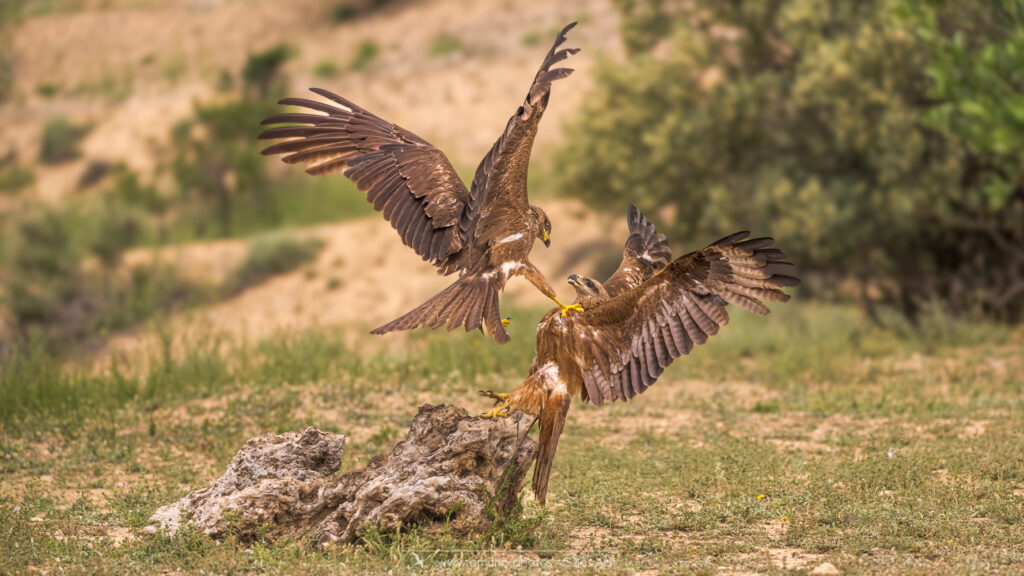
[1,304,1022,574]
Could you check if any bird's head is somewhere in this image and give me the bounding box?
[567,273,609,306]
[530,205,552,247]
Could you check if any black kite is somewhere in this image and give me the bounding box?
[481,207,800,503]
[259,23,581,344]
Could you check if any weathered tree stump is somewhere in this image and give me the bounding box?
[147,404,537,545]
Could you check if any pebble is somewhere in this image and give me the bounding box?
[142,525,158,535]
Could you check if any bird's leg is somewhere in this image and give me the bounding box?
[501,317,511,328]
[479,390,510,405]
[478,390,511,417]
[479,402,511,419]
[521,261,584,317]
[552,296,584,317]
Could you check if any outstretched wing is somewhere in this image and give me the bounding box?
[573,233,800,405]
[602,205,672,298]
[448,22,580,270]
[258,88,470,268]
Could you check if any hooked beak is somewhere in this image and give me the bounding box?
[567,273,579,287]
[542,230,550,247]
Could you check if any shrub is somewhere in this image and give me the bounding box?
[429,34,462,57]
[314,60,340,78]
[39,116,90,164]
[558,0,1024,322]
[36,83,59,98]
[242,44,296,97]
[351,40,379,71]
[331,3,358,22]
[0,164,34,194]
[227,234,324,294]
[7,211,82,328]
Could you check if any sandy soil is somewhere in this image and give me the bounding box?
[5,0,622,202]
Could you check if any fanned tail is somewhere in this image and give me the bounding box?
[532,391,571,505]
[370,274,509,344]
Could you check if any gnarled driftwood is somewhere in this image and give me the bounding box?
[148,404,537,545]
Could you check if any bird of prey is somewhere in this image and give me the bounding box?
[480,207,800,504]
[258,23,582,344]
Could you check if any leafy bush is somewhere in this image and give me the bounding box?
[227,234,324,294]
[559,0,1024,322]
[6,211,83,330]
[314,60,340,78]
[36,83,59,98]
[331,3,358,22]
[429,34,462,57]
[0,45,12,103]
[39,116,90,164]
[0,164,34,194]
[351,40,379,71]
[242,44,296,97]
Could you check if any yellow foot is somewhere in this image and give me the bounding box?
[501,317,511,328]
[560,303,584,317]
[479,390,510,404]
[478,402,511,419]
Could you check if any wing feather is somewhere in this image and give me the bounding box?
[446,23,579,272]
[570,234,800,404]
[603,206,673,298]
[259,89,471,270]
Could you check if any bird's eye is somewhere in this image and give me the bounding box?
[585,279,594,288]
[545,222,551,233]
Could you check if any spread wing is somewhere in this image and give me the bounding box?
[258,88,470,268]
[602,205,672,298]
[448,22,579,269]
[573,232,800,405]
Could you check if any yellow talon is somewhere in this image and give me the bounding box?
[501,317,511,328]
[479,390,510,404]
[479,402,511,419]
[560,303,584,317]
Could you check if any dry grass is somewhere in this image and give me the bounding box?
[2,304,1022,574]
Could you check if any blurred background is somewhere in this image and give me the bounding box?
[0,0,1022,366]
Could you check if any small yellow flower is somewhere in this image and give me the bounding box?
[757,494,767,501]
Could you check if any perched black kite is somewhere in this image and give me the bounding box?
[480,207,800,503]
[258,23,581,344]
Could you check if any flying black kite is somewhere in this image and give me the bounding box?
[480,207,800,503]
[259,23,581,344]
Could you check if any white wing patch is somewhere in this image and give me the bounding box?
[494,232,524,245]
[500,261,523,278]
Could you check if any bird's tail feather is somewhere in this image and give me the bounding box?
[532,391,571,505]
[370,274,509,344]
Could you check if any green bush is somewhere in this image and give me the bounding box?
[558,0,1024,322]
[39,116,90,164]
[351,40,379,71]
[6,211,82,329]
[242,44,296,97]
[227,234,324,294]
[314,59,340,78]
[331,3,358,22]
[0,164,34,194]
[429,34,462,57]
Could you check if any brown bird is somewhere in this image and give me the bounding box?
[258,23,582,344]
[480,207,800,504]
